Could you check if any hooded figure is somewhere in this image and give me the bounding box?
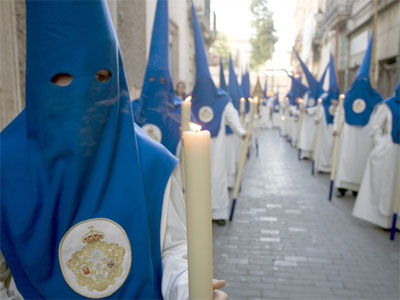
[0,1,189,298]
[314,53,339,173]
[353,81,400,230]
[334,33,383,197]
[219,59,227,91]
[295,51,326,159]
[287,75,309,147]
[225,55,242,187]
[191,3,245,223]
[132,0,183,156]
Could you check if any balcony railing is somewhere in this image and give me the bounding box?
[320,0,353,30]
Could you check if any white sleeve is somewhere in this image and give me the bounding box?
[306,106,317,115]
[160,166,189,300]
[315,106,323,121]
[224,102,246,137]
[370,104,388,144]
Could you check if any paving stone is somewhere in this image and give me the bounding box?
[213,130,400,300]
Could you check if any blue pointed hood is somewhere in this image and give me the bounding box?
[344,32,382,126]
[319,63,329,87]
[133,0,182,154]
[242,70,251,112]
[1,0,177,298]
[357,33,374,78]
[287,75,309,106]
[228,55,241,111]
[191,2,230,137]
[264,79,268,99]
[242,70,251,98]
[220,59,227,91]
[321,53,340,124]
[384,81,400,143]
[295,50,325,105]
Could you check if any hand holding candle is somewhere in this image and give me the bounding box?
[183,123,213,299]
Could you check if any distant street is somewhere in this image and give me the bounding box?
[213,129,399,300]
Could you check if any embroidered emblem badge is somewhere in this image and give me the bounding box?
[352,98,366,114]
[59,218,131,298]
[328,104,336,116]
[142,124,162,143]
[199,106,214,123]
[308,98,316,107]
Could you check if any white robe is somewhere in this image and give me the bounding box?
[289,105,299,147]
[282,103,291,137]
[314,108,334,173]
[219,103,246,218]
[1,167,190,300]
[334,108,374,191]
[298,106,317,159]
[352,104,400,229]
[279,102,286,133]
[260,100,272,129]
[272,105,281,128]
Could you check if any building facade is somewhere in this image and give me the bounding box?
[292,0,400,98]
[0,0,215,130]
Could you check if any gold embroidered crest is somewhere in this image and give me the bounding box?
[66,225,125,292]
[59,218,131,298]
[352,98,366,114]
[142,124,162,142]
[329,104,336,116]
[199,106,214,123]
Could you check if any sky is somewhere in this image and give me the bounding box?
[212,0,297,70]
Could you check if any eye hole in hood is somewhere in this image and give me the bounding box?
[96,69,112,82]
[51,73,73,87]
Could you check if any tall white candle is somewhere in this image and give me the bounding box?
[183,123,213,300]
[181,96,192,133]
[240,97,246,126]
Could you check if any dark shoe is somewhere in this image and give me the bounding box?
[215,220,226,226]
[352,191,358,197]
[335,188,347,198]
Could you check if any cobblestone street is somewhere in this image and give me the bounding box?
[213,129,400,300]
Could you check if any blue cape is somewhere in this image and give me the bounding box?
[1,1,177,298]
[132,0,182,154]
[219,59,227,91]
[274,92,280,112]
[344,33,382,126]
[322,53,340,124]
[190,2,230,137]
[385,81,400,144]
